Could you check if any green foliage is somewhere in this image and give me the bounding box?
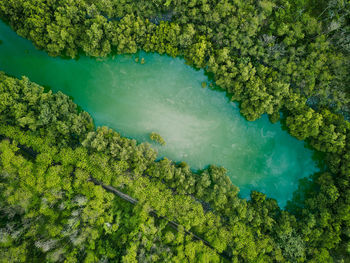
[1,73,349,262]
[0,72,94,146]
[149,132,166,146]
[2,0,348,118]
[286,108,323,140]
[0,0,349,261]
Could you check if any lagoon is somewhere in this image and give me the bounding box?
[0,20,318,206]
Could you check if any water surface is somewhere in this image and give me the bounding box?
[0,20,318,206]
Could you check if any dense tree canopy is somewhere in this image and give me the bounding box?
[0,0,349,262]
[1,0,348,118]
[0,68,349,262]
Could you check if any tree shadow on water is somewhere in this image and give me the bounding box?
[285,171,323,216]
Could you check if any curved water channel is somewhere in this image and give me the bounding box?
[0,20,318,206]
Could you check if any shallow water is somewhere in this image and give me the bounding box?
[0,20,318,206]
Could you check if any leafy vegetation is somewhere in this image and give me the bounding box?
[0,0,349,261]
[150,132,166,146]
[0,0,348,118]
[0,69,349,261]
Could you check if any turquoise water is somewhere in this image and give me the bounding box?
[0,20,318,206]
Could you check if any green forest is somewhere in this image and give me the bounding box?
[0,0,349,262]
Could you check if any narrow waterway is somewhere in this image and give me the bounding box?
[0,20,319,206]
